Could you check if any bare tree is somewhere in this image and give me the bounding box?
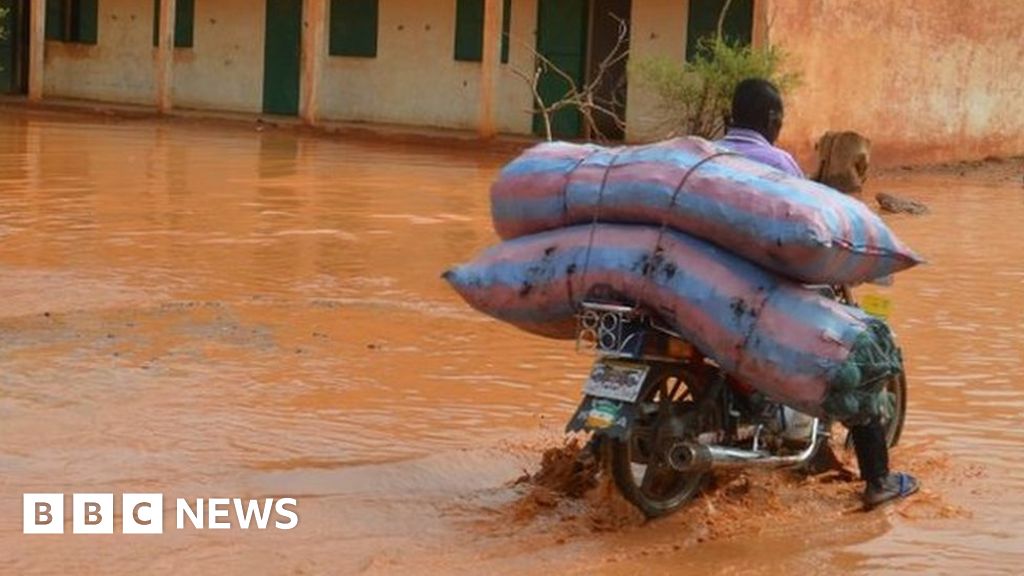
[509,14,630,143]
[716,0,735,39]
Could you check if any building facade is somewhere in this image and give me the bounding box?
[1,0,1022,168]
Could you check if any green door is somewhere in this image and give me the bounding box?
[0,0,19,93]
[685,0,753,61]
[534,0,588,138]
[263,0,303,115]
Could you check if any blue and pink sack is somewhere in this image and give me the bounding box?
[490,138,922,285]
[444,224,900,422]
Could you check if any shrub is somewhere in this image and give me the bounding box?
[633,36,802,140]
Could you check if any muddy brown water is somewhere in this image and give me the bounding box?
[1,111,1022,575]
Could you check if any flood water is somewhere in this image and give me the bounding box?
[0,111,1022,575]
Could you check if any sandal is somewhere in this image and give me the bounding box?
[863,472,920,510]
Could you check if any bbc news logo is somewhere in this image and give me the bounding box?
[23,494,299,534]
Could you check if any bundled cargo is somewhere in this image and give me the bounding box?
[490,138,923,285]
[443,224,901,422]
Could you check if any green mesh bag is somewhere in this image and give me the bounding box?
[821,318,903,425]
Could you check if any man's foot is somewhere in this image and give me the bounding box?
[863,472,919,510]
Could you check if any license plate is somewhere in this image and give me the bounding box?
[582,361,649,402]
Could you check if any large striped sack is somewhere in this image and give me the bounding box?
[443,224,902,423]
[490,138,923,285]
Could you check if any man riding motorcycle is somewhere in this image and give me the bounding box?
[717,78,919,509]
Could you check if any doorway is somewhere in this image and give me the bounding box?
[0,0,30,94]
[262,0,302,116]
[587,0,630,140]
[534,0,631,140]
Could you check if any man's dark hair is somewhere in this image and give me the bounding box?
[730,78,784,142]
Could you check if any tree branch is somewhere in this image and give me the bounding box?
[506,12,630,143]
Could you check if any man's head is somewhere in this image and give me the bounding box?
[730,78,784,144]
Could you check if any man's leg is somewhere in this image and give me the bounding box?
[851,418,889,482]
[850,417,919,509]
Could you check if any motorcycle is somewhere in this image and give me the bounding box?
[566,288,906,518]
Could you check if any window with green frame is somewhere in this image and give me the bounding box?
[453,0,510,63]
[329,0,379,58]
[152,0,195,48]
[45,0,98,44]
[685,0,753,61]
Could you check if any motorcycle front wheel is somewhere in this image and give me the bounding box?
[827,369,908,456]
[601,367,708,518]
[885,370,908,447]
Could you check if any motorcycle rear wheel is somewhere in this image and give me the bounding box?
[601,367,707,518]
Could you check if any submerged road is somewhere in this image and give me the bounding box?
[0,111,1022,574]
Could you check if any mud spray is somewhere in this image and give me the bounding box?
[495,435,972,546]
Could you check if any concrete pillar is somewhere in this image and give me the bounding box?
[155,0,176,113]
[477,0,504,138]
[28,0,44,100]
[300,0,328,125]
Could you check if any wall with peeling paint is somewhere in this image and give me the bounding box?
[763,0,1024,168]
[43,0,155,105]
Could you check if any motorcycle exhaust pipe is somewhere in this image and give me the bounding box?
[668,419,821,472]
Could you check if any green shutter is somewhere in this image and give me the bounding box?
[75,0,98,44]
[534,0,588,138]
[175,0,194,47]
[0,0,15,93]
[454,0,511,64]
[685,0,753,61]
[329,0,378,58]
[45,0,100,44]
[263,0,303,115]
[45,0,63,40]
[454,0,483,62]
[153,0,195,48]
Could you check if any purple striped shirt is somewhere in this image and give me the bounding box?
[718,128,805,178]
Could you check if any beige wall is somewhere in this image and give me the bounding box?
[765,0,1024,168]
[43,0,155,104]
[42,0,264,113]
[35,0,691,139]
[624,0,688,142]
[36,0,1024,166]
[494,0,539,134]
[317,0,535,133]
[173,0,266,113]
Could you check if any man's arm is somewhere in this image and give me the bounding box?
[779,150,806,179]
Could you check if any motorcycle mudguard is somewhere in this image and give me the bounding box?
[566,395,636,440]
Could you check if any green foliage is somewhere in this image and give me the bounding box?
[0,7,8,73]
[632,36,802,139]
[0,7,8,43]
